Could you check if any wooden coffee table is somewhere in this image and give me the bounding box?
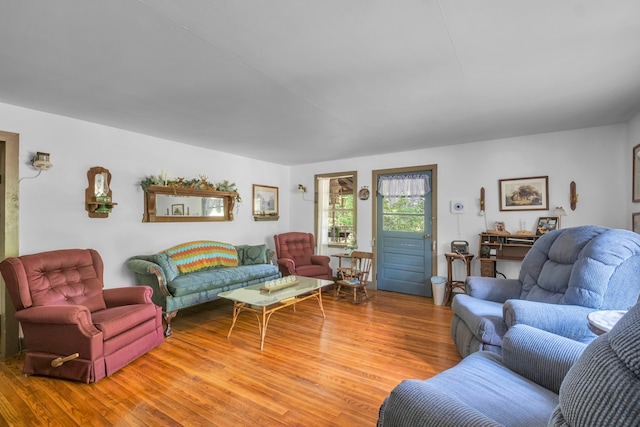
[219,276,333,349]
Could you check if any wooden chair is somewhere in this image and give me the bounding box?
[335,251,372,304]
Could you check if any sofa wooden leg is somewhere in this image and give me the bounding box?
[163,311,177,337]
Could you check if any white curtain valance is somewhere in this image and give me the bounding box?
[377,173,430,205]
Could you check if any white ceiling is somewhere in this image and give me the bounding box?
[1,1,640,165]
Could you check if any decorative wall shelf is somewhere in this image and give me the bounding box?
[85,166,117,218]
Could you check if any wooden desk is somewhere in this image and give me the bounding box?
[444,252,474,303]
[478,233,539,277]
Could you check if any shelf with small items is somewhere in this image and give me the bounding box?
[478,232,541,276]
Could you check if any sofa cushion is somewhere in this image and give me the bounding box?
[17,249,107,312]
[167,264,279,297]
[91,303,159,340]
[240,244,269,265]
[427,351,559,426]
[154,252,180,282]
[165,241,239,274]
[451,295,506,346]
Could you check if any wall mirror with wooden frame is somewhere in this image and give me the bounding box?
[142,185,237,222]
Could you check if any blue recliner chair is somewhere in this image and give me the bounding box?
[451,225,640,357]
[378,303,640,426]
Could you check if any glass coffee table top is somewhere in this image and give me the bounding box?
[219,276,334,350]
[219,276,333,306]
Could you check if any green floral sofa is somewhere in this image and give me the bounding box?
[127,240,280,336]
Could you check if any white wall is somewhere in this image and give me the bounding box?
[290,124,628,280]
[0,102,292,287]
[1,100,633,288]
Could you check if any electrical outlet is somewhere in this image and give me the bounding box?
[450,200,466,214]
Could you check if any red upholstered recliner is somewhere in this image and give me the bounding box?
[274,232,333,280]
[0,249,164,383]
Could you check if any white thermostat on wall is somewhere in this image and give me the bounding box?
[450,200,466,214]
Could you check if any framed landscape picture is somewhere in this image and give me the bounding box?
[499,176,549,211]
[253,184,279,220]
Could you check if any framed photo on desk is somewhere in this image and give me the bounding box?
[536,217,558,235]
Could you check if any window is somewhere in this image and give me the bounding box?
[315,172,357,252]
[378,173,430,233]
[382,197,425,232]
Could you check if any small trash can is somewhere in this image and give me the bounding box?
[430,276,447,306]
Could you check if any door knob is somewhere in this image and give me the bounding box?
[424,234,431,238]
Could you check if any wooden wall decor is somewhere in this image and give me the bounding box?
[570,181,578,210]
[85,166,117,218]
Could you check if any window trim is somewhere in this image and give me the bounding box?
[314,171,357,249]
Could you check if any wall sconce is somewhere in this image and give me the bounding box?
[570,181,578,210]
[32,152,53,171]
[20,151,53,183]
[554,206,567,228]
[297,184,307,193]
[479,187,485,214]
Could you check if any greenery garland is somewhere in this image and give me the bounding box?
[140,175,241,203]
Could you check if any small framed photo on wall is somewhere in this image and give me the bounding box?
[633,212,640,234]
[252,184,279,221]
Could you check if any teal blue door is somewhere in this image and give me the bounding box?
[376,171,433,297]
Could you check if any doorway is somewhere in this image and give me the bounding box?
[0,130,20,357]
[373,165,437,297]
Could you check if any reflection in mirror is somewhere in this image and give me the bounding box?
[203,197,225,217]
[154,195,225,217]
[94,172,106,196]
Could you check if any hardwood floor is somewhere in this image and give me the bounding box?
[0,290,461,426]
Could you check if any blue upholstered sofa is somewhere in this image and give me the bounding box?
[451,226,640,357]
[127,240,280,336]
[378,303,640,426]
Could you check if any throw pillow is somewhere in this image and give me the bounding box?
[165,240,239,274]
[243,244,269,265]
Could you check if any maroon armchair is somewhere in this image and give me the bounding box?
[0,249,163,383]
[274,232,333,280]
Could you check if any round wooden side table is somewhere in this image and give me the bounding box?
[444,252,474,304]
